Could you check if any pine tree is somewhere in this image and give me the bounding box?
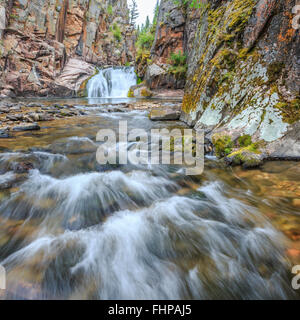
[145,16,150,31]
[129,0,139,27]
[153,0,160,26]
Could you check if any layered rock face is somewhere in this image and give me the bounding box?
[144,0,200,90]
[0,0,135,97]
[181,0,300,158]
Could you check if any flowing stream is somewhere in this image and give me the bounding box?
[87,67,137,99]
[0,100,299,300]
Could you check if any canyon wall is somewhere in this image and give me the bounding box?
[0,0,135,97]
[142,0,200,90]
[181,0,300,158]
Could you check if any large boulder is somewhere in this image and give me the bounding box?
[128,84,154,98]
[55,59,96,96]
[224,150,266,169]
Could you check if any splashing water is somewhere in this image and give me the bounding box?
[0,103,299,300]
[87,67,137,98]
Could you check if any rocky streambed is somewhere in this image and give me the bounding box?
[0,99,181,137]
[0,100,299,300]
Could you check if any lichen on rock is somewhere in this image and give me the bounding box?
[180,0,300,159]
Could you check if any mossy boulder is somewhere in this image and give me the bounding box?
[128,84,154,98]
[212,133,265,168]
[127,88,134,98]
[224,148,265,169]
[77,67,99,98]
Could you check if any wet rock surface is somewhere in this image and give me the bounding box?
[224,150,266,169]
[149,108,181,121]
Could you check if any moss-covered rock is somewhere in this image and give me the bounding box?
[128,84,154,98]
[238,134,252,147]
[180,0,299,159]
[212,134,234,158]
[225,149,265,169]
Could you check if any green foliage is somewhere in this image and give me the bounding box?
[173,0,208,9]
[137,77,143,85]
[169,51,187,66]
[112,24,122,42]
[168,51,187,76]
[238,134,252,147]
[213,135,234,158]
[137,31,155,50]
[107,5,113,15]
[129,0,139,26]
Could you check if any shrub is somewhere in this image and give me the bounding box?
[107,5,113,15]
[112,24,122,42]
[136,31,155,50]
[169,51,187,66]
[168,51,187,77]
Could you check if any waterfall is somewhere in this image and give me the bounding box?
[87,67,137,98]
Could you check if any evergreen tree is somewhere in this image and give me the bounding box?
[129,0,139,27]
[153,0,160,26]
[145,16,150,31]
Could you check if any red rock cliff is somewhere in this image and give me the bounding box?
[0,0,136,97]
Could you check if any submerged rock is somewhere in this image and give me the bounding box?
[149,109,181,121]
[13,162,35,174]
[12,123,40,132]
[0,128,10,138]
[49,137,97,155]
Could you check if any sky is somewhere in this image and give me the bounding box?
[128,0,158,27]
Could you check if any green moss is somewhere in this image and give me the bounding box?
[78,68,99,97]
[182,0,257,114]
[127,89,134,98]
[238,134,252,147]
[226,142,262,167]
[238,48,249,60]
[274,98,300,124]
[212,134,234,158]
[141,88,153,97]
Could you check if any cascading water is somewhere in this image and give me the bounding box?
[87,67,137,98]
[0,104,299,300]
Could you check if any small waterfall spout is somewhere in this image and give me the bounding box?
[87,67,137,98]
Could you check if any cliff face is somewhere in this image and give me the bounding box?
[181,0,300,158]
[143,0,198,90]
[0,0,135,97]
